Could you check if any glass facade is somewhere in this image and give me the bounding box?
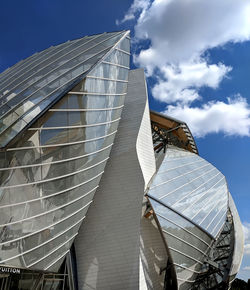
[0,31,243,290]
[147,145,235,289]
[144,105,244,290]
[0,30,130,274]
[148,198,212,289]
[148,146,228,238]
[0,31,128,148]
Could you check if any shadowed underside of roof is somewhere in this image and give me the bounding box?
[150,110,198,154]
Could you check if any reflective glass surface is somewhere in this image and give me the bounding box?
[0,41,77,101]
[148,146,228,238]
[78,78,127,94]
[0,31,130,271]
[149,198,212,287]
[0,208,85,267]
[0,31,128,148]
[116,38,130,53]
[65,94,125,109]
[0,45,58,89]
[105,49,130,67]
[41,108,122,128]
[87,63,128,80]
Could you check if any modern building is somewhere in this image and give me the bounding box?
[0,30,244,290]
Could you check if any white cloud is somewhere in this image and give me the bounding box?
[245,245,250,255]
[243,223,250,241]
[152,61,231,104]
[164,97,250,137]
[116,0,151,25]
[243,222,250,255]
[118,0,250,137]
[134,0,250,66]
[243,266,250,271]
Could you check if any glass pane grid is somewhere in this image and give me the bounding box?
[0,32,127,148]
[149,147,228,237]
[0,31,129,272]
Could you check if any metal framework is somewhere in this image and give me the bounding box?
[151,121,184,154]
[0,249,77,290]
[148,112,239,289]
[191,210,234,290]
[150,110,198,155]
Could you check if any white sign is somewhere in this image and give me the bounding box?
[0,267,21,274]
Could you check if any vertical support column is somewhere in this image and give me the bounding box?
[74,69,156,290]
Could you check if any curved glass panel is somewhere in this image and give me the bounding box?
[116,37,130,53]
[40,108,122,128]
[0,40,80,100]
[87,63,128,80]
[0,31,128,149]
[78,78,127,95]
[0,45,56,88]
[148,146,228,238]
[0,207,85,266]
[0,31,130,272]
[0,42,69,90]
[149,198,212,289]
[60,94,125,110]
[104,49,130,67]
[1,147,111,187]
[3,220,80,268]
[1,133,115,170]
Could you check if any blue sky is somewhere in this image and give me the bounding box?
[1,0,250,281]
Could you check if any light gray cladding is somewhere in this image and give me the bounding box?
[140,198,169,290]
[136,85,156,189]
[228,193,244,281]
[74,68,157,289]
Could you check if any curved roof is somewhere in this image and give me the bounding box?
[148,146,228,238]
[0,31,128,149]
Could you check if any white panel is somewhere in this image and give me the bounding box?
[140,198,168,290]
[139,256,148,290]
[74,69,157,289]
[136,83,156,189]
[228,193,244,278]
